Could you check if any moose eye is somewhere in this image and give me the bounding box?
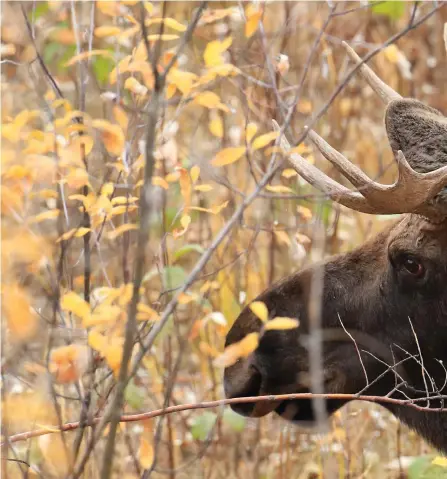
[401,255,425,277]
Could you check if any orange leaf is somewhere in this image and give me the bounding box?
[92,120,125,156]
[49,344,89,384]
[94,26,122,38]
[139,420,154,469]
[2,284,37,341]
[28,209,60,224]
[152,176,169,189]
[65,49,113,66]
[245,5,262,38]
[107,223,138,240]
[214,332,259,367]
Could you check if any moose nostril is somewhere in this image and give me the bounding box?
[224,362,263,417]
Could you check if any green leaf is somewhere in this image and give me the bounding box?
[43,43,60,65]
[92,54,115,86]
[57,45,77,72]
[190,412,217,441]
[173,244,205,262]
[408,455,447,479]
[124,379,145,410]
[31,2,49,21]
[371,1,406,20]
[223,409,246,432]
[162,265,187,290]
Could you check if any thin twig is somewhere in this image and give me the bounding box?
[4,391,445,446]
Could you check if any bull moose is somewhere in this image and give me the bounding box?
[223,43,447,453]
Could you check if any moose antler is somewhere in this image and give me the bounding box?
[274,42,447,220]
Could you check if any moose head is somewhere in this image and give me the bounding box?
[223,43,447,453]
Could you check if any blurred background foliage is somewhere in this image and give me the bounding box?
[2,1,447,478]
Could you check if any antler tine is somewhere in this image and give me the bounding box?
[342,41,402,104]
[274,121,447,217]
[306,127,380,192]
[272,121,377,214]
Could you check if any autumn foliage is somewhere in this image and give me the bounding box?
[2,1,447,478]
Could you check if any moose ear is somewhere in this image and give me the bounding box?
[385,98,447,175]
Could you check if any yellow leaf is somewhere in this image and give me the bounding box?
[147,34,179,42]
[74,227,91,237]
[383,44,400,64]
[109,55,132,84]
[146,17,187,32]
[113,105,129,131]
[61,291,91,322]
[289,144,312,156]
[245,122,258,144]
[107,223,138,240]
[124,77,148,96]
[165,172,180,183]
[144,2,154,15]
[252,131,279,151]
[296,99,312,114]
[190,165,200,183]
[432,457,447,468]
[249,301,268,323]
[95,26,122,38]
[92,120,125,156]
[211,147,246,167]
[274,230,291,246]
[65,49,113,67]
[38,434,73,477]
[265,185,293,194]
[194,184,213,192]
[297,205,313,221]
[203,37,232,67]
[104,340,124,374]
[245,5,262,38]
[282,168,298,179]
[88,329,107,353]
[214,332,259,367]
[2,284,37,341]
[166,83,177,99]
[140,421,154,469]
[264,317,299,331]
[194,91,228,112]
[97,1,123,15]
[85,304,122,327]
[137,303,159,321]
[181,215,191,229]
[152,176,169,189]
[209,115,224,138]
[57,227,91,243]
[210,200,229,214]
[111,196,138,205]
[167,69,197,95]
[28,209,60,224]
